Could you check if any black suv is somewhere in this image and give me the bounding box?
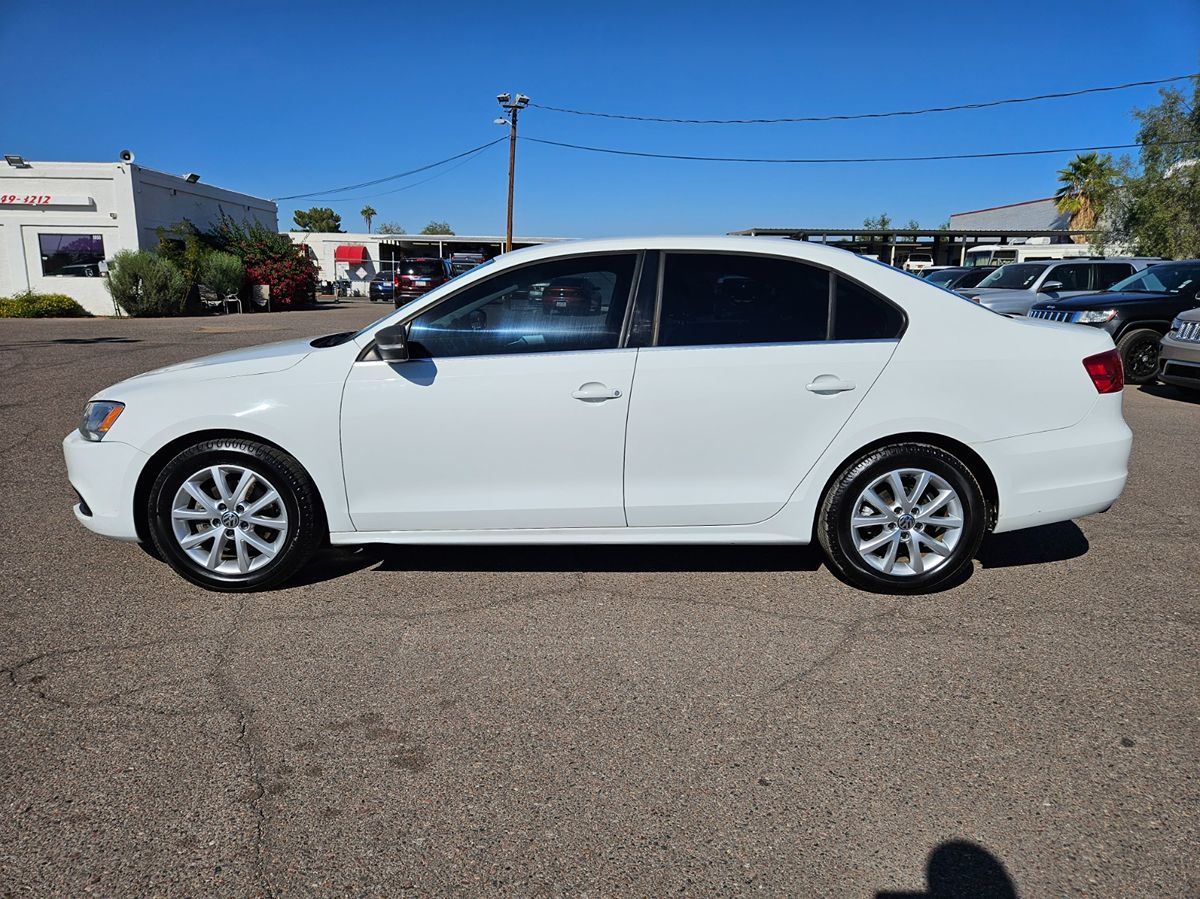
[1028,260,1200,384]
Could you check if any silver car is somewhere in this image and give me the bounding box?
[1159,306,1200,391]
[960,258,1157,315]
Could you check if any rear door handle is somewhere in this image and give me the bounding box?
[572,381,623,402]
[805,375,856,395]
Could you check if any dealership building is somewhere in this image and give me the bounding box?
[0,154,277,315]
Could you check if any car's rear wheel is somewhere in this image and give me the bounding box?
[146,438,323,592]
[817,443,987,594]
[1116,328,1162,385]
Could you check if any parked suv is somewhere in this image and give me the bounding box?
[902,252,934,273]
[393,258,451,308]
[1159,306,1200,391]
[1027,261,1200,384]
[961,258,1159,316]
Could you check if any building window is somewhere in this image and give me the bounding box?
[39,233,105,277]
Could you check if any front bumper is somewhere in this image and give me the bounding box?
[62,430,148,542]
[977,393,1132,534]
[1158,334,1200,389]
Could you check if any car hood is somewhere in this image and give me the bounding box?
[122,336,314,384]
[1030,290,1175,310]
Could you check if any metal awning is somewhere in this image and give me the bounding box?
[333,245,368,263]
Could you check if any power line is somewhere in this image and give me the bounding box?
[521,135,1200,164]
[273,137,507,201]
[320,142,502,203]
[529,73,1198,125]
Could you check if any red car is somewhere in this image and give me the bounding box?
[393,258,451,307]
[542,277,602,314]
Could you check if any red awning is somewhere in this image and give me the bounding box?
[334,245,368,263]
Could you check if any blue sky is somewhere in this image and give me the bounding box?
[3,0,1197,236]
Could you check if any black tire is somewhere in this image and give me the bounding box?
[1116,327,1162,385]
[817,443,988,595]
[146,438,324,592]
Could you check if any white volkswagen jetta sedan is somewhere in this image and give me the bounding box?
[64,237,1132,594]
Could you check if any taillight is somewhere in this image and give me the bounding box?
[1083,349,1124,394]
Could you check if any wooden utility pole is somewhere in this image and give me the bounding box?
[497,93,529,253]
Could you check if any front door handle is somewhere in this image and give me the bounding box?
[572,381,623,402]
[805,375,856,395]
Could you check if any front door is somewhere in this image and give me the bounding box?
[341,253,640,532]
[623,252,903,527]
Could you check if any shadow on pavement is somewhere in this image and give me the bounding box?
[877,840,1018,898]
[286,543,826,586]
[1138,382,1200,405]
[977,521,1089,569]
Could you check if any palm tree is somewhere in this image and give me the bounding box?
[360,206,377,234]
[1055,153,1119,241]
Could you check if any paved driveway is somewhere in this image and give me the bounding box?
[2,310,1197,896]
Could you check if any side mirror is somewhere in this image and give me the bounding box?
[1039,280,1064,293]
[375,323,410,362]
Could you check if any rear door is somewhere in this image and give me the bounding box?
[622,251,903,527]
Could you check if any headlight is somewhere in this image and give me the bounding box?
[1170,317,1184,333]
[79,401,125,441]
[1073,309,1117,324]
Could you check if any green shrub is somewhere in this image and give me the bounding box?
[0,291,92,318]
[106,250,189,316]
[199,251,245,298]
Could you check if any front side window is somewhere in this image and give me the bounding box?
[39,233,105,277]
[1048,264,1091,291]
[657,253,829,347]
[406,253,637,358]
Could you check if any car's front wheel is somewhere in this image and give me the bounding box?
[146,438,323,591]
[817,443,987,594]
[1116,328,1162,385]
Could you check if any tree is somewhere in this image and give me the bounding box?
[360,206,376,233]
[1111,77,1200,258]
[292,207,342,232]
[1054,152,1120,241]
[862,213,892,230]
[377,222,406,235]
[420,220,454,235]
[214,215,318,309]
[906,219,920,230]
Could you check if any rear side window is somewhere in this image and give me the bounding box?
[1095,263,1135,290]
[832,277,905,340]
[658,253,829,347]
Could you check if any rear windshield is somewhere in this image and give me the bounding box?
[400,260,444,278]
[977,263,1047,290]
[924,269,961,286]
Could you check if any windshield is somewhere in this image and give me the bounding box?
[924,269,961,286]
[1107,262,1200,294]
[976,263,1047,290]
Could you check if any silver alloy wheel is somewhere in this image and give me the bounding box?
[170,464,289,576]
[850,467,964,577]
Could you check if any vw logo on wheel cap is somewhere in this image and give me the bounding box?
[220,510,240,528]
[897,513,915,530]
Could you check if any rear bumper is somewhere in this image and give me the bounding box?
[62,430,147,542]
[977,393,1132,534]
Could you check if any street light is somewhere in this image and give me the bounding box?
[5,154,29,168]
[496,91,530,253]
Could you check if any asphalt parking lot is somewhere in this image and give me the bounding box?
[2,306,1197,897]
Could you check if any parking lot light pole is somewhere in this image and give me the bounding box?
[495,93,530,253]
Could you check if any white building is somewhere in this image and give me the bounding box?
[0,154,277,314]
[288,231,566,295]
